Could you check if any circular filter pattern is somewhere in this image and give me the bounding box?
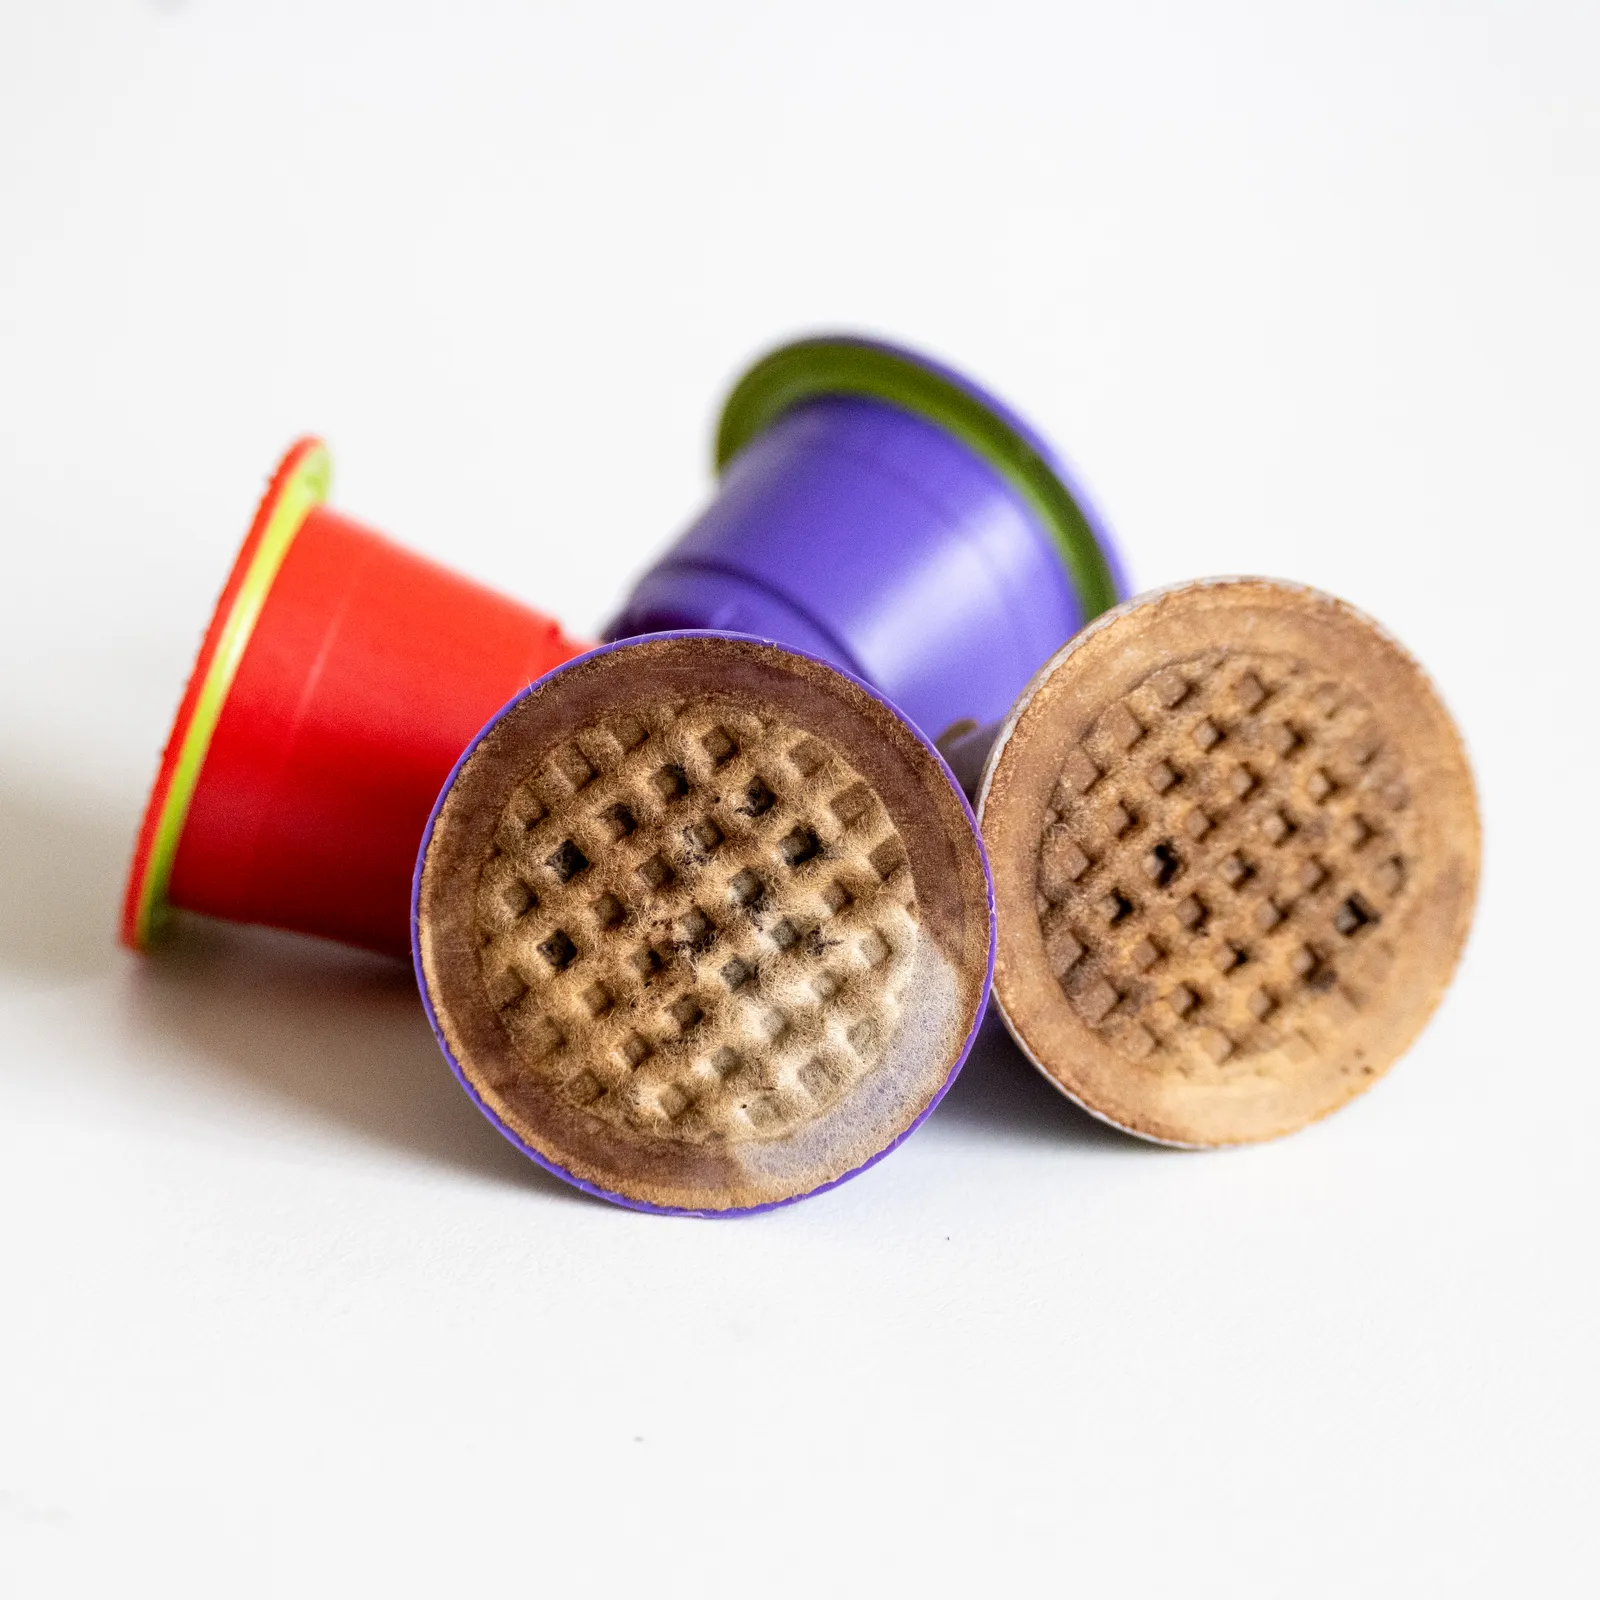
[978,579,1479,1146]
[415,634,994,1213]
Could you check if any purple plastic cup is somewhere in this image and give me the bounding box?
[607,335,1130,739]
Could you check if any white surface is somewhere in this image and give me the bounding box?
[1,2,1596,1595]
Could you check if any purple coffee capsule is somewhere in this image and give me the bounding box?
[413,631,995,1216]
[608,334,1129,740]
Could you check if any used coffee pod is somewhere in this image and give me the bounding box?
[974,578,1479,1146]
[608,335,1127,738]
[122,438,587,956]
[413,632,995,1213]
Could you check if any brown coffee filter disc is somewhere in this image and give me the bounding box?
[977,579,1479,1146]
[416,635,993,1212]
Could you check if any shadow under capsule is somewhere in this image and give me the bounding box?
[930,1009,1151,1151]
[127,919,600,1196]
[0,770,587,1198]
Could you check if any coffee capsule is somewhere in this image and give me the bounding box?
[413,631,995,1212]
[973,578,1479,1145]
[609,335,1128,738]
[122,438,588,956]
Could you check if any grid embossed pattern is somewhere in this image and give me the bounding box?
[473,695,920,1143]
[1035,649,1418,1077]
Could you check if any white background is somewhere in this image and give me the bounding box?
[2,2,1596,1594]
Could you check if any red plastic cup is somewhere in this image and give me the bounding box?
[122,438,588,958]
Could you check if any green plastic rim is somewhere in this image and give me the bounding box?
[715,337,1119,622]
[126,441,332,948]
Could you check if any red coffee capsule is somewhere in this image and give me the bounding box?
[122,438,588,957]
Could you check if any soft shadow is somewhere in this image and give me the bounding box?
[0,781,131,980]
[932,1009,1146,1150]
[0,772,583,1196]
[125,919,591,1198]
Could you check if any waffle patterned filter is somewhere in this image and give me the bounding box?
[976,579,1479,1146]
[414,633,994,1214]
